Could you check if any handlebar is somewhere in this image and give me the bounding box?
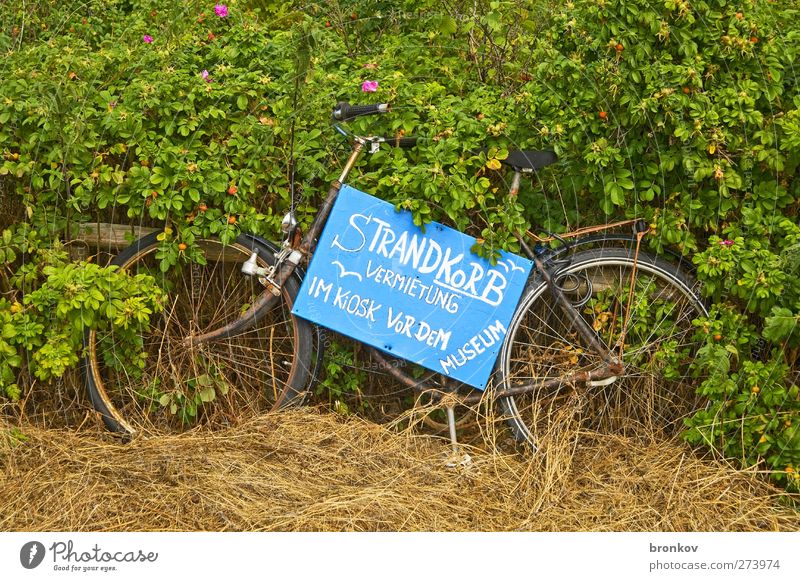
[332,101,390,121]
[331,102,417,150]
[385,136,417,149]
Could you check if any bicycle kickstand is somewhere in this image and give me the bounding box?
[444,398,472,469]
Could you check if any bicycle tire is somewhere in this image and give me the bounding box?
[497,246,708,448]
[84,231,313,436]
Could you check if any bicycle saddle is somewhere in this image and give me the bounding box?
[501,150,558,172]
[480,148,557,171]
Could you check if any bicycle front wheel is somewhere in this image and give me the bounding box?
[497,247,707,448]
[84,231,313,436]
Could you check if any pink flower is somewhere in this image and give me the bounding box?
[143,34,154,44]
[201,70,211,82]
[719,239,734,247]
[361,80,379,93]
[214,4,228,17]
[363,63,378,69]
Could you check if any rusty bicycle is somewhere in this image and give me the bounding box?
[84,101,707,450]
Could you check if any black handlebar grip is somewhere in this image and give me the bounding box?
[332,101,389,121]
[386,137,418,149]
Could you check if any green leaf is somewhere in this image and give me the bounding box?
[617,177,634,190]
[2,323,17,340]
[208,175,228,193]
[438,15,458,35]
[198,386,216,403]
[485,11,502,31]
[763,308,799,344]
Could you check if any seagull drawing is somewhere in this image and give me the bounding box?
[506,259,525,273]
[332,260,363,281]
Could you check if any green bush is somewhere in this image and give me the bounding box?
[490,0,800,489]
[0,224,163,400]
[0,0,799,489]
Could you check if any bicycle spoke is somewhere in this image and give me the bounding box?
[499,248,707,447]
[85,235,312,435]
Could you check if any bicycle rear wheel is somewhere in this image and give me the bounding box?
[84,231,313,436]
[497,247,707,448]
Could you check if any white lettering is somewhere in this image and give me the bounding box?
[330,211,524,311]
[367,217,392,252]
[333,287,350,309]
[419,239,443,274]
[438,319,506,374]
[310,277,333,303]
[480,270,508,306]
[387,231,408,261]
[387,306,403,330]
[463,262,484,295]
[405,234,426,268]
[365,260,383,281]
[331,213,372,252]
[435,248,464,283]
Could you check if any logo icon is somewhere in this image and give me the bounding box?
[20,541,46,569]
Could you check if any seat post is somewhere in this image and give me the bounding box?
[510,170,522,197]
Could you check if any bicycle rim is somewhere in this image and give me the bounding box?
[498,247,708,448]
[84,232,312,436]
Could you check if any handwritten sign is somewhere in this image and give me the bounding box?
[291,185,533,389]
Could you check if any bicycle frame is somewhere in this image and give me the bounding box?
[188,124,637,404]
[186,138,364,344]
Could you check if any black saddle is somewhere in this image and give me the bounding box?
[480,148,557,172]
[501,149,558,172]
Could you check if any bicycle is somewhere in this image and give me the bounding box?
[83,101,708,451]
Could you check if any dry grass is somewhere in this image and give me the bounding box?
[1,406,797,532]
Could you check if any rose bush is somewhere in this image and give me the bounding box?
[0,0,798,489]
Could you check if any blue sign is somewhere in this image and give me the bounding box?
[291,185,533,389]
